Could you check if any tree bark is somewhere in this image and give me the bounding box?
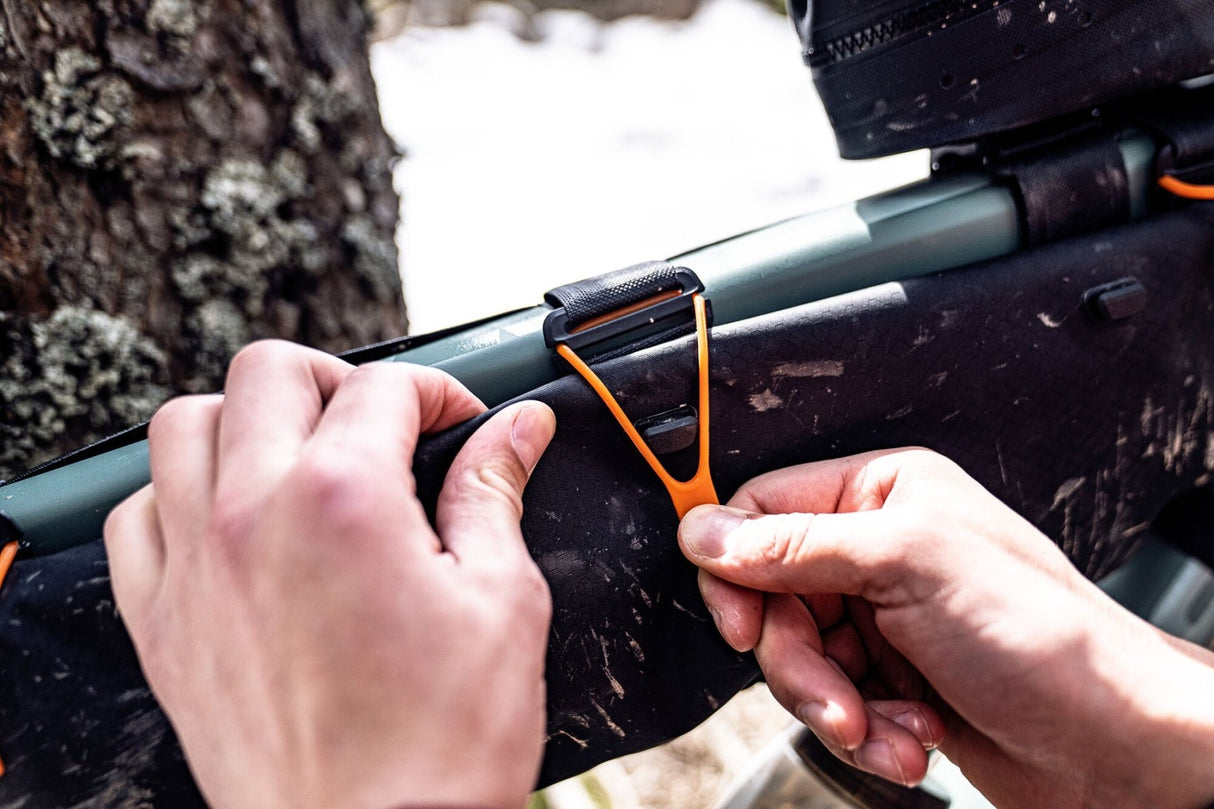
[0,0,405,480]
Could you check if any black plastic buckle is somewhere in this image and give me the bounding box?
[543,267,708,361]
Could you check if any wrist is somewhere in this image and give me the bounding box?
[1090,634,1214,809]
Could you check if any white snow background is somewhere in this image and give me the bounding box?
[371,0,929,333]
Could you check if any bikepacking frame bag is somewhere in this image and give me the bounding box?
[2,19,1214,809]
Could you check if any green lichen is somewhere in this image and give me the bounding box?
[250,56,281,90]
[0,307,169,477]
[27,48,134,170]
[185,298,252,384]
[341,215,399,302]
[201,158,288,224]
[168,153,324,377]
[146,0,209,39]
[193,157,315,283]
[290,74,360,154]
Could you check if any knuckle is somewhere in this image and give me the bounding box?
[228,339,297,373]
[899,447,965,481]
[343,361,401,388]
[291,452,380,531]
[506,567,553,626]
[102,500,133,544]
[147,395,215,444]
[203,505,257,553]
[753,513,815,571]
[464,457,528,517]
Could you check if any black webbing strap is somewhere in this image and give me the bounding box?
[1131,88,1214,184]
[544,261,685,330]
[995,128,1131,248]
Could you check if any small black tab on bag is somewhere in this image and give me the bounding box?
[1084,278,1148,322]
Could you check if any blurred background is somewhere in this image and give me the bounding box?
[368,0,928,333]
[361,1,940,807]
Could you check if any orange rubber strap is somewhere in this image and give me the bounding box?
[1158,175,1214,201]
[0,540,17,778]
[556,293,718,519]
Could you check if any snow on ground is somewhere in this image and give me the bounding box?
[371,0,928,333]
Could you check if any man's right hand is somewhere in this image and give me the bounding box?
[679,449,1214,809]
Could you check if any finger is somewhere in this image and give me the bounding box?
[804,592,846,629]
[727,450,902,515]
[868,700,946,751]
[104,485,165,630]
[821,621,869,682]
[308,362,485,480]
[146,394,222,543]
[697,569,763,653]
[755,593,869,752]
[846,596,928,700]
[435,402,555,577]
[729,448,953,516]
[215,341,357,512]
[679,505,908,603]
[849,703,934,786]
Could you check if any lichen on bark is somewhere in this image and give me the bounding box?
[0,0,405,479]
[27,48,135,170]
[0,307,169,476]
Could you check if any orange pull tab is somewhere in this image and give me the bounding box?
[556,293,718,519]
[0,540,17,778]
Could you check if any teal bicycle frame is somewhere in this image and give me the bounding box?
[0,133,1159,557]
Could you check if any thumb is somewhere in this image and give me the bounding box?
[678,504,903,601]
[435,402,556,578]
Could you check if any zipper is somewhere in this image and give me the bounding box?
[808,0,1005,69]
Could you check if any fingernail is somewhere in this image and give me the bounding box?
[855,738,907,785]
[891,707,937,750]
[511,403,556,475]
[798,701,848,750]
[680,506,749,559]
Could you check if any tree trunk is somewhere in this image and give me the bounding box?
[0,0,405,480]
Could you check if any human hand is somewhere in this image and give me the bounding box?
[679,449,1214,809]
[104,341,556,809]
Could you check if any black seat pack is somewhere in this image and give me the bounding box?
[794,0,1214,158]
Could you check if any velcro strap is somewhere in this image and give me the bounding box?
[544,261,683,330]
[1133,89,1214,182]
[995,128,1130,248]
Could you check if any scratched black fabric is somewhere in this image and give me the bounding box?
[1,203,1212,807]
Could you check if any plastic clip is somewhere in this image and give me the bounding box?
[553,293,718,519]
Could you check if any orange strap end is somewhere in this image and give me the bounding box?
[1158,175,1214,201]
[0,540,16,778]
[556,293,718,519]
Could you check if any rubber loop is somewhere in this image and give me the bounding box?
[556,294,719,518]
[1158,175,1214,201]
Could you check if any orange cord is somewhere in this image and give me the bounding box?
[1158,175,1214,201]
[556,293,719,519]
[0,540,17,778]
